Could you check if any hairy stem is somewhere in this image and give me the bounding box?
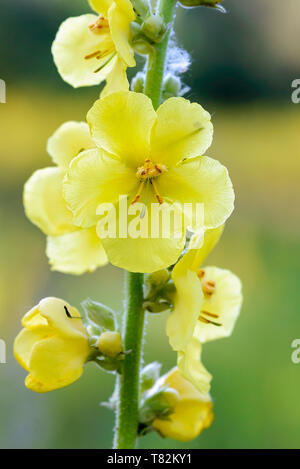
[114,272,145,449]
[144,0,177,110]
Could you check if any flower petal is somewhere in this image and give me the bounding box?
[47,121,95,169]
[195,266,242,343]
[52,15,115,88]
[154,370,213,442]
[157,156,234,231]
[174,225,224,277]
[24,167,75,236]
[25,335,89,393]
[38,297,88,340]
[167,269,203,351]
[98,195,185,273]
[64,149,137,228]
[14,329,50,372]
[47,227,108,275]
[178,339,212,394]
[108,1,135,67]
[87,91,157,167]
[100,56,129,97]
[150,98,213,167]
[88,0,113,15]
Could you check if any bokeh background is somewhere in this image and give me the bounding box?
[1,0,300,449]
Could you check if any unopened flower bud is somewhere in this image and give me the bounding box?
[163,75,182,99]
[131,72,145,93]
[179,0,225,11]
[97,331,123,358]
[141,15,165,42]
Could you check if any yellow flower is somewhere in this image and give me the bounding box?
[14,297,90,393]
[63,91,234,273]
[52,0,135,94]
[153,368,213,442]
[24,121,108,275]
[167,226,243,392]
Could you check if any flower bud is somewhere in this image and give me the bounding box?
[141,15,165,42]
[139,387,179,425]
[141,362,162,391]
[131,72,145,93]
[97,331,123,358]
[179,0,225,11]
[163,75,182,99]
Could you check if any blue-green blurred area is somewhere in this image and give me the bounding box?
[1,0,300,449]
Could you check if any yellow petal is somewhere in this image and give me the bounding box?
[88,0,113,15]
[47,227,108,275]
[21,305,49,330]
[14,328,50,371]
[98,196,185,273]
[178,339,212,394]
[167,269,203,351]
[25,335,89,393]
[87,91,157,167]
[64,149,137,228]
[157,156,234,231]
[150,97,213,167]
[38,297,88,340]
[47,121,95,169]
[195,266,242,343]
[24,167,75,236]
[108,2,135,67]
[100,55,129,97]
[174,225,224,277]
[153,368,213,442]
[52,15,115,88]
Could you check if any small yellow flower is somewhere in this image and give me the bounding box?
[63,91,234,273]
[167,226,243,392]
[97,331,123,357]
[24,121,108,275]
[153,368,213,442]
[52,0,135,94]
[14,298,90,393]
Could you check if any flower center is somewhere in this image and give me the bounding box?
[197,270,222,327]
[89,16,109,34]
[84,17,115,73]
[132,159,167,205]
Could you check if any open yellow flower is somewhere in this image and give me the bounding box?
[63,91,234,273]
[153,368,213,442]
[24,121,108,275]
[52,0,135,94]
[14,297,90,393]
[167,226,242,391]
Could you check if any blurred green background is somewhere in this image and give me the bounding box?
[1,0,300,449]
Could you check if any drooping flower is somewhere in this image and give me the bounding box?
[63,91,235,273]
[167,226,243,391]
[14,297,90,393]
[24,121,108,275]
[52,0,135,95]
[153,368,213,442]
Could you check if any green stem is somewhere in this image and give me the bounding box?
[144,0,177,109]
[114,272,145,449]
[113,0,177,450]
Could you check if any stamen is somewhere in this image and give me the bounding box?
[201,310,219,319]
[131,181,145,205]
[197,269,205,279]
[202,280,216,296]
[89,16,109,33]
[199,312,222,327]
[94,52,116,73]
[151,179,163,204]
[84,50,101,60]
